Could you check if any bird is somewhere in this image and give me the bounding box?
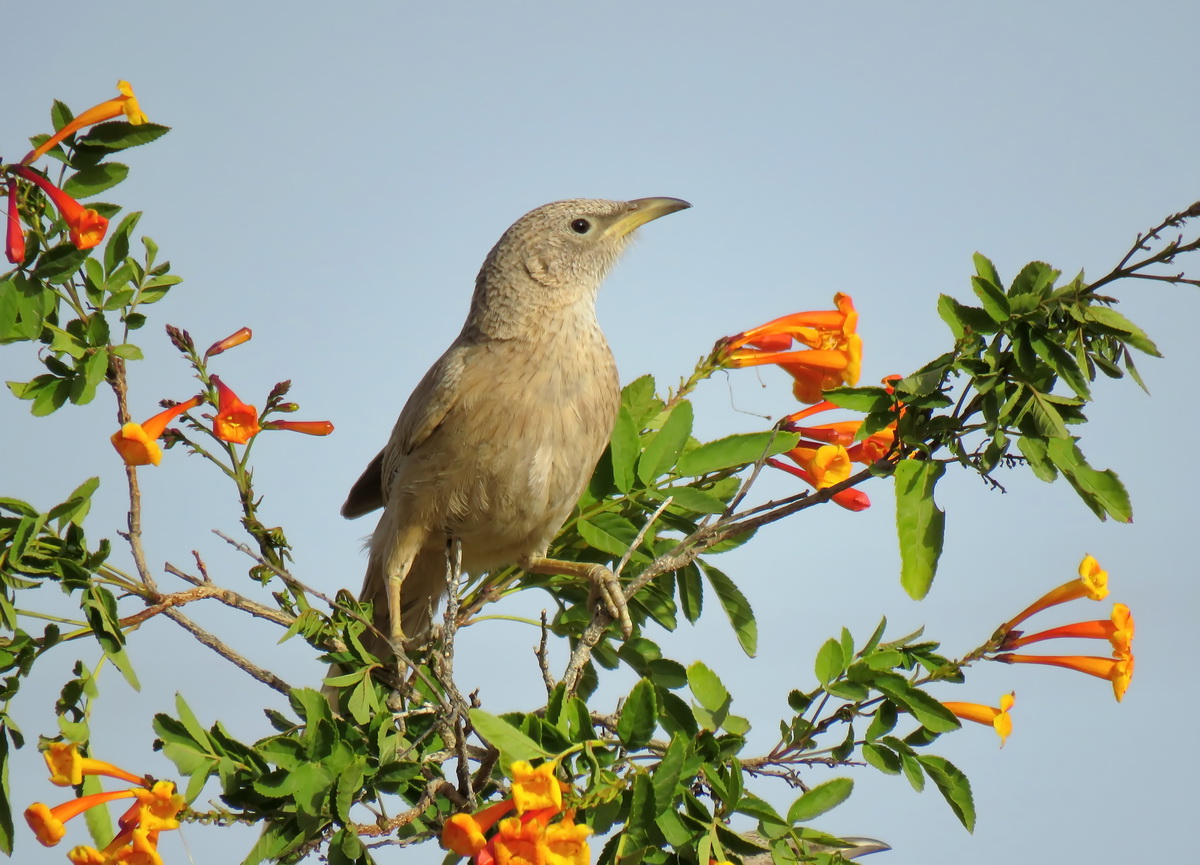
[339,197,691,664]
[740,831,891,862]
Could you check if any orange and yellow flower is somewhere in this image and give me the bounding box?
[263,419,335,436]
[23,80,148,165]
[211,376,261,444]
[26,789,140,847]
[9,165,108,249]
[509,761,563,814]
[721,293,862,404]
[111,396,203,466]
[942,692,1015,747]
[1003,603,1134,656]
[44,742,145,788]
[442,799,517,857]
[996,652,1133,702]
[767,457,871,511]
[1000,554,1109,633]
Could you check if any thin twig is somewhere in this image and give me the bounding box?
[161,608,293,695]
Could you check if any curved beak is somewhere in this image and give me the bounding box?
[606,196,692,238]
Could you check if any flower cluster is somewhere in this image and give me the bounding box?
[441,761,592,865]
[4,81,148,263]
[993,554,1135,702]
[718,292,862,403]
[111,327,334,466]
[937,555,1133,749]
[718,295,895,511]
[25,743,184,865]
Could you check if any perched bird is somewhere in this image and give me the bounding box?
[341,197,691,662]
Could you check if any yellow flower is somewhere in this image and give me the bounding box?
[542,814,593,865]
[491,816,544,865]
[111,396,203,466]
[998,653,1134,702]
[110,826,163,865]
[443,813,490,857]
[942,692,1016,747]
[43,742,145,787]
[25,789,138,847]
[509,761,562,815]
[67,846,107,865]
[1000,554,1110,633]
[23,81,148,164]
[128,781,184,832]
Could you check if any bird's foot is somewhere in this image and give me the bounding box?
[523,555,633,638]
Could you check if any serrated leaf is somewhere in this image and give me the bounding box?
[63,163,129,198]
[863,743,902,774]
[616,678,657,749]
[576,512,640,557]
[786,777,853,823]
[1086,306,1161,356]
[609,405,639,493]
[894,460,945,600]
[937,294,998,338]
[677,563,703,623]
[970,275,1010,323]
[469,709,550,764]
[698,561,757,657]
[662,485,727,514]
[919,755,975,831]
[639,400,693,483]
[687,661,730,722]
[822,386,890,412]
[1046,438,1132,522]
[676,431,798,477]
[77,121,171,152]
[814,638,844,685]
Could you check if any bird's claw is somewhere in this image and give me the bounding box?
[587,564,633,638]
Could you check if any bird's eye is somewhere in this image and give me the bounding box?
[570,218,592,234]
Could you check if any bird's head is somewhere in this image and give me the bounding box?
[469,197,690,334]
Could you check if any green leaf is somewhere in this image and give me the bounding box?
[919,755,975,832]
[786,777,853,823]
[111,343,143,360]
[823,386,890,412]
[677,563,703,623]
[651,736,688,817]
[972,252,1001,287]
[1046,438,1132,522]
[662,485,727,514]
[33,244,92,283]
[814,638,844,685]
[63,163,129,198]
[639,400,694,483]
[104,212,141,276]
[698,561,757,657]
[1030,331,1091,399]
[77,121,171,152]
[1085,306,1162,356]
[48,477,100,529]
[1024,390,1069,438]
[863,743,902,774]
[576,512,640,558]
[468,709,550,764]
[616,678,658,749]
[676,430,799,477]
[894,460,946,600]
[70,347,109,405]
[0,733,12,855]
[609,405,639,493]
[970,275,1010,323]
[937,295,998,337]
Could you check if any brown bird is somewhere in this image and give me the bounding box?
[341,197,691,661]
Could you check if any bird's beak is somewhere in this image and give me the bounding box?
[606,197,692,238]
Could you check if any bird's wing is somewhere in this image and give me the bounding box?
[340,344,468,519]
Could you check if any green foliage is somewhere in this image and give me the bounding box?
[1,88,1190,865]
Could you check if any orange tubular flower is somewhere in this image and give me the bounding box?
[263,419,335,436]
[44,743,145,788]
[942,692,1015,747]
[23,80,148,164]
[211,376,261,444]
[782,443,852,489]
[441,799,517,857]
[722,293,862,404]
[119,781,184,833]
[997,653,1134,702]
[491,816,545,865]
[767,457,871,511]
[509,761,563,815]
[9,165,108,249]
[1001,554,1109,633]
[1004,603,1134,656]
[111,396,203,466]
[542,814,593,865]
[203,326,252,359]
[25,789,139,846]
[5,178,25,264]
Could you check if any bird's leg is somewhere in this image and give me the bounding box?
[522,556,633,638]
[386,572,406,647]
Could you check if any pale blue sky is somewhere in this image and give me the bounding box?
[5,2,1198,863]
